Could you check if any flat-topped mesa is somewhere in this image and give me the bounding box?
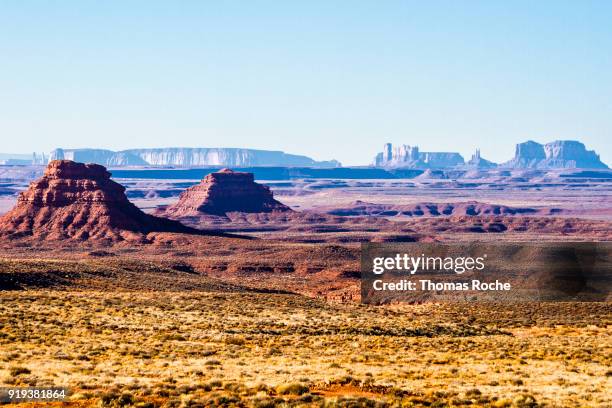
[49,147,341,168]
[543,140,607,168]
[45,159,110,179]
[18,160,128,207]
[161,168,292,217]
[502,140,608,169]
[374,143,464,168]
[0,160,192,242]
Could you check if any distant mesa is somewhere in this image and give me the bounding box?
[466,149,497,169]
[2,139,606,170]
[374,140,608,169]
[374,143,464,169]
[49,147,340,168]
[501,140,608,169]
[503,140,545,169]
[158,168,293,218]
[0,160,194,242]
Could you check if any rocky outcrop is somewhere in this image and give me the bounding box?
[375,144,419,166]
[465,149,496,169]
[420,152,464,167]
[374,140,607,170]
[159,169,292,217]
[50,148,340,168]
[502,140,608,169]
[501,141,546,168]
[0,160,192,242]
[374,143,464,168]
[543,140,607,168]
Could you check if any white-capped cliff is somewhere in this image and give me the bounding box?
[49,148,340,168]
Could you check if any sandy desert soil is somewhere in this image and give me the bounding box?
[0,248,610,407]
[0,291,610,407]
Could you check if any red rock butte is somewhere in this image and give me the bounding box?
[161,168,292,217]
[0,160,192,242]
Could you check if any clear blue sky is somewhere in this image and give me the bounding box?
[1,1,611,166]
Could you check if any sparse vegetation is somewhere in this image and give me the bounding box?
[0,291,609,407]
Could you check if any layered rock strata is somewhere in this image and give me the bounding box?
[160,169,292,217]
[374,143,464,168]
[0,160,192,242]
[502,140,608,169]
[49,148,340,168]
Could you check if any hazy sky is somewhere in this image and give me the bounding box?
[1,1,611,166]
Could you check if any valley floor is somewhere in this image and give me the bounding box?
[0,292,610,407]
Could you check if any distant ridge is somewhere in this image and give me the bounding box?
[1,139,607,169]
[49,147,340,168]
[373,140,608,169]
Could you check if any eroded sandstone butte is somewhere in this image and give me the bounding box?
[501,140,608,169]
[160,168,292,217]
[0,160,192,242]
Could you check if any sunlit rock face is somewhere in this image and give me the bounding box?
[160,168,292,217]
[502,140,608,169]
[374,143,464,168]
[0,160,190,242]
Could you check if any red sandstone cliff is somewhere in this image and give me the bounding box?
[0,160,193,242]
[160,169,292,217]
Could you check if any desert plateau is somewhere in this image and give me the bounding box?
[3,4,612,406]
[0,155,610,407]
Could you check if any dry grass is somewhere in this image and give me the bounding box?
[0,291,610,407]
